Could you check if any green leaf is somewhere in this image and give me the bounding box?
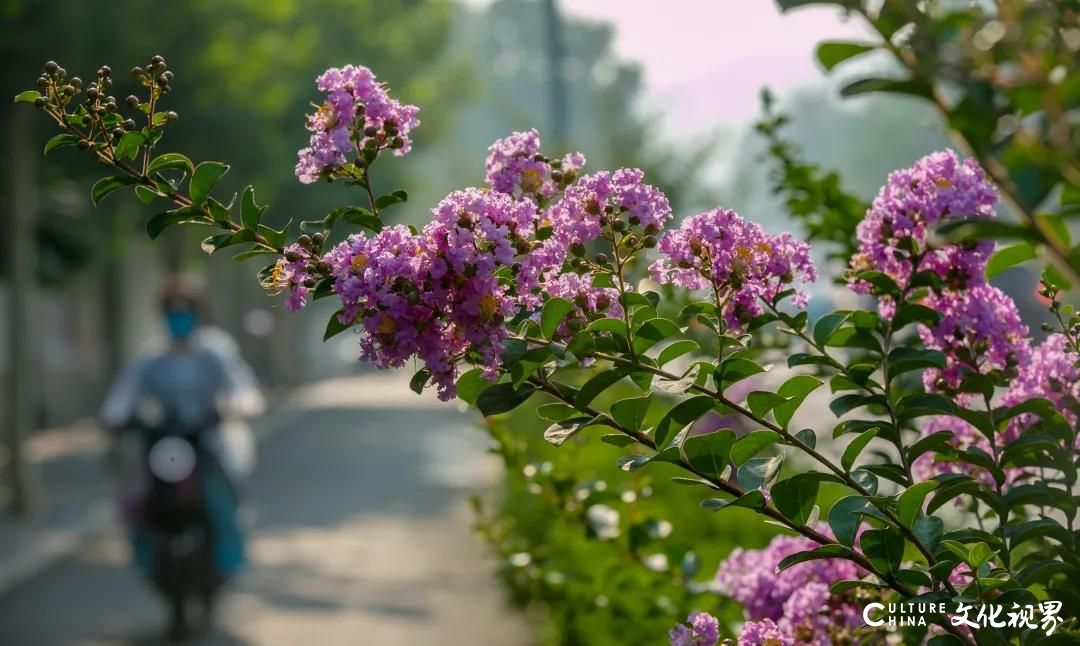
[682,429,735,478]
[892,303,940,330]
[715,357,766,389]
[816,41,877,71]
[576,369,629,409]
[43,133,78,155]
[737,455,784,490]
[772,476,820,526]
[90,175,140,206]
[189,161,229,204]
[565,331,595,358]
[200,229,255,254]
[861,528,905,575]
[897,482,938,527]
[656,340,699,366]
[776,545,850,572]
[654,395,715,448]
[829,495,876,545]
[114,131,145,160]
[257,221,290,251]
[896,393,954,420]
[146,206,208,239]
[544,416,598,447]
[773,375,823,428]
[375,189,407,210]
[14,90,41,104]
[700,490,767,512]
[240,185,268,229]
[912,514,944,554]
[633,318,681,354]
[537,402,578,422]
[148,152,194,174]
[986,242,1037,279]
[477,382,536,416]
[541,297,573,340]
[730,430,782,466]
[455,369,488,406]
[888,348,946,376]
[813,313,848,346]
[409,368,431,395]
[610,394,652,431]
[323,310,351,341]
[841,77,933,100]
[326,206,381,233]
[841,428,878,472]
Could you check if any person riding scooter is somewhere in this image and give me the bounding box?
[101,277,264,638]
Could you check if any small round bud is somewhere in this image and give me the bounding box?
[36,76,48,88]
[311,232,326,246]
[163,70,174,82]
[363,126,378,137]
[302,277,317,289]
[131,66,145,80]
[33,97,46,108]
[285,250,302,262]
[55,67,66,80]
[102,77,113,89]
[532,153,545,162]
[155,75,169,88]
[100,65,112,76]
[644,224,660,236]
[150,55,165,66]
[390,137,404,149]
[551,170,563,182]
[125,95,139,108]
[316,261,332,274]
[123,119,136,130]
[44,61,58,73]
[643,235,657,249]
[595,294,612,310]
[165,111,179,122]
[77,139,91,150]
[297,234,313,249]
[70,77,82,89]
[111,127,125,138]
[383,124,398,136]
[594,253,609,265]
[611,219,627,233]
[305,262,318,273]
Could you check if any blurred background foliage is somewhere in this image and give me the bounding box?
[3,0,1077,643]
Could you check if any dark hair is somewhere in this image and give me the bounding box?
[160,275,206,317]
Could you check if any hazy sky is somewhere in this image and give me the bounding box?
[462,0,868,133]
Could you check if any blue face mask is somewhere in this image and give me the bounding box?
[165,309,199,340]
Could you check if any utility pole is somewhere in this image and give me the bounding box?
[542,0,569,142]
[6,106,39,516]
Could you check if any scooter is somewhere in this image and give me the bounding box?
[138,416,224,640]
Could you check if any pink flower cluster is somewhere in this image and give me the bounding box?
[314,189,538,399]
[484,129,585,200]
[713,532,864,645]
[915,333,1080,483]
[295,64,419,184]
[269,242,317,312]
[544,272,622,341]
[669,612,721,646]
[651,209,816,331]
[549,168,672,248]
[919,284,1029,393]
[849,150,997,305]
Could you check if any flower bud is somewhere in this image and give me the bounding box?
[99,65,111,77]
[285,250,302,262]
[594,253,609,265]
[570,243,585,257]
[611,219,627,233]
[126,95,139,108]
[86,88,99,100]
[595,294,611,310]
[150,55,165,66]
[363,126,378,137]
[297,234,313,249]
[33,97,46,108]
[70,77,82,90]
[302,277,317,289]
[312,232,326,246]
[166,111,179,122]
[111,127,125,138]
[44,61,58,73]
[390,137,404,149]
[123,119,136,130]
[316,261,332,274]
[643,235,657,249]
[76,139,91,150]
[155,75,169,88]
[131,66,145,80]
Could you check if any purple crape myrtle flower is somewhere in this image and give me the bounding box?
[1001,333,1080,444]
[919,284,1029,394]
[267,242,317,312]
[548,168,672,249]
[321,189,541,400]
[650,208,816,331]
[669,612,720,646]
[543,272,622,341]
[714,529,870,643]
[484,129,586,200]
[848,150,998,307]
[737,618,794,646]
[295,64,420,184]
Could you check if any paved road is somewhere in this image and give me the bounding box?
[0,375,531,646]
